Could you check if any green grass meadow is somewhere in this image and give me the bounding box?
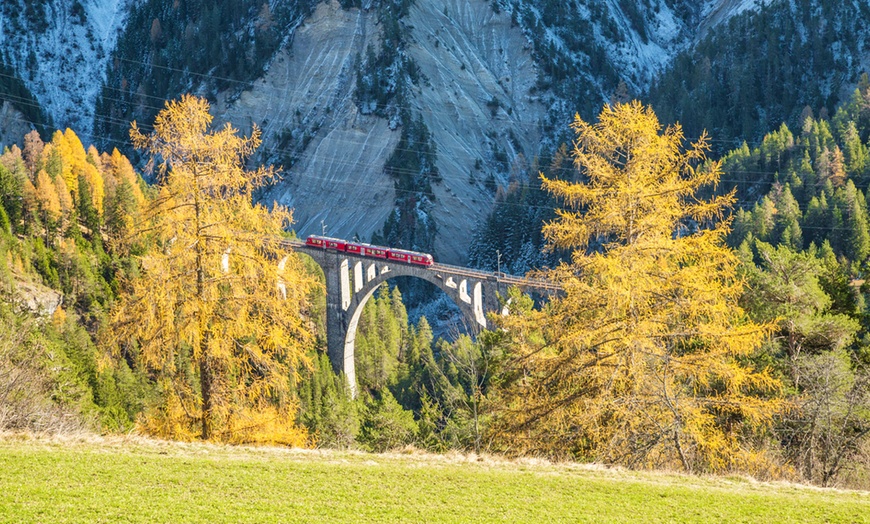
[0,435,867,523]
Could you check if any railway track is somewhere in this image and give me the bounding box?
[283,238,561,292]
[430,263,562,292]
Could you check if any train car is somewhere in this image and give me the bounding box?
[386,249,434,266]
[408,252,434,266]
[361,244,388,259]
[306,235,347,251]
[307,235,433,266]
[386,249,411,263]
[324,238,347,251]
[305,235,326,248]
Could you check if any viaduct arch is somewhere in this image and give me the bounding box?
[285,241,559,396]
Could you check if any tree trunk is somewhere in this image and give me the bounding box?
[199,342,213,440]
[193,164,212,440]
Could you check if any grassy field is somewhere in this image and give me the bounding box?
[0,434,868,523]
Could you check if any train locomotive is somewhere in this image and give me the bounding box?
[305,235,434,267]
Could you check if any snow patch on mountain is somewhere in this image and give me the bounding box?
[0,0,130,139]
[699,0,769,36]
[601,0,686,88]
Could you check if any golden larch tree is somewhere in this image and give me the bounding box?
[101,148,146,253]
[51,129,81,197]
[84,144,106,216]
[111,95,316,443]
[494,102,783,475]
[34,169,61,243]
[105,148,145,207]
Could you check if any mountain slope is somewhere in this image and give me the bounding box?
[215,0,547,262]
[93,0,317,153]
[403,0,544,261]
[9,0,864,264]
[649,0,870,148]
[214,1,399,249]
[0,0,130,140]
[214,0,716,262]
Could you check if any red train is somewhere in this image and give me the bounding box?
[305,235,434,267]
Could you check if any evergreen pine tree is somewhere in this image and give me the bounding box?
[844,182,870,263]
[798,150,818,200]
[841,120,868,181]
[775,184,803,250]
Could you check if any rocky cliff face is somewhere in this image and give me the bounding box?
[211,0,545,262]
[215,0,546,263]
[403,0,545,262]
[214,0,700,263]
[0,102,33,147]
[215,2,399,252]
[1,0,816,264]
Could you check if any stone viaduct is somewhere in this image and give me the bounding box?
[283,240,560,395]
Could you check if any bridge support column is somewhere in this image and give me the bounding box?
[473,282,486,326]
[353,262,363,293]
[340,259,351,310]
[324,258,357,397]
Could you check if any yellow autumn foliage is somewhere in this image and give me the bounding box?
[49,129,106,216]
[34,170,61,226]
[111,95,316,444]
[493,102,784,476]
[106,148,145,206]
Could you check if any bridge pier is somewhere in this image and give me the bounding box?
[322,255,356,395]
